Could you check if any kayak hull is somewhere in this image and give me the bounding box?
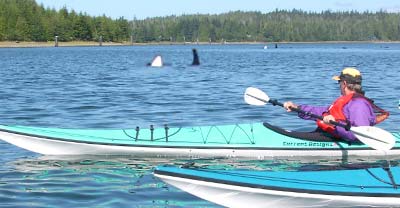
[154,166,400,208]
[0,123,399,157]
[157,174,399,208]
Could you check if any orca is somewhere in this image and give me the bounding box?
[147,55,163,67]
[191,48,200,65]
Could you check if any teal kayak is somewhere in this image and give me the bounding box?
[0,122,399,157]
[154,165,400,208]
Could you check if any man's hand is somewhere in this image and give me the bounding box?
[323,115,336,124]
[283,101,298,112]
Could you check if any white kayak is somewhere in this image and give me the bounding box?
[154,165,400,208]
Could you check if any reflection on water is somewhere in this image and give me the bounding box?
[1,156,216,207]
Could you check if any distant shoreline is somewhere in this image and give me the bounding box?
[0,41,131,48]
[1,40,399,48]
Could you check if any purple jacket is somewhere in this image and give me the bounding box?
[298,98,376,142]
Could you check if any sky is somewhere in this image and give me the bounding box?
[36,0,400,20]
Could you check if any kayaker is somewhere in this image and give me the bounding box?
[283,67,389,142]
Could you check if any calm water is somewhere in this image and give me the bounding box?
[0,43,400,207]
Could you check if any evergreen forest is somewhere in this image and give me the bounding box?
[1,0,400,43]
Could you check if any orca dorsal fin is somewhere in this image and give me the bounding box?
[150,55,163,67]
[191,48,200,65]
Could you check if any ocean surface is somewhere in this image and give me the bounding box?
[0,43,399,207]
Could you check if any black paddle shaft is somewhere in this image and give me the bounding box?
[268,99,351,131]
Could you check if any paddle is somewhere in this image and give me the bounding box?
[244,87,396,151]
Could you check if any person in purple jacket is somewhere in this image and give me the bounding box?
[283,67,389,142]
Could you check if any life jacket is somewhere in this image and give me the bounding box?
[316,93,389,137]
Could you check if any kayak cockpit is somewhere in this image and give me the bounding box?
[263,122,362,144]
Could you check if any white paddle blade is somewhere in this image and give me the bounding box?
[350,126,396,151]
[244,87,270,106]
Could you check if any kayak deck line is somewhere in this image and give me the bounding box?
[367,167,398,189]
[0,123,257,146]
[395,132,400,142]
[0,122,399,156]
[197,124,256,144]
[0,123,397,149]
[0,122,368,146]
[0,127,351,149]
[0,125,373,150]
[122,125,182,142]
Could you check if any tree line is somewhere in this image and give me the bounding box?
[1,0,400,43]
[0,0,129,42]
